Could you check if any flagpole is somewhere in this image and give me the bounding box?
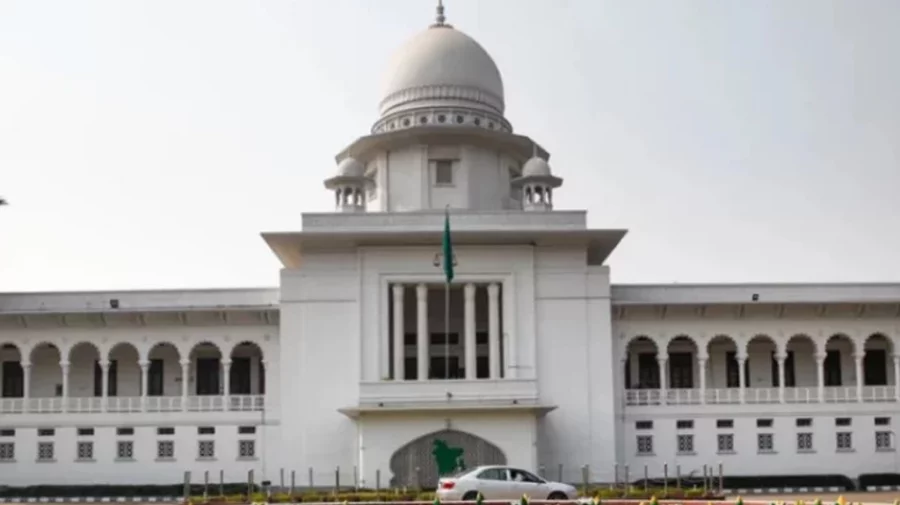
[444,280,450,380]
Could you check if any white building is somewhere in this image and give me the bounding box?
[2,3,899,491]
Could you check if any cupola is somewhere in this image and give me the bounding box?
[512,152,563,211]
[324,157,371,212]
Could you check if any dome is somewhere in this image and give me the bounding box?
[378,25,505,118]
[336,157,365,177]
[521,156,553,177]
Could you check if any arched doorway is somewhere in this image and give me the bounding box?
[389,429,506,488]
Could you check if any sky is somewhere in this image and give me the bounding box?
[1,0,898,292]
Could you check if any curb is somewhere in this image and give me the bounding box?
[0,498,179,503]
[724,488,846,495]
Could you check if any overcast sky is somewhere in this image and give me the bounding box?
[1,0,898,292]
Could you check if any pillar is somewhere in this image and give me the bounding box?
[139,360,149,412]
[776,354,786,404]
[60,361,70,413]
[698,356,708,404]
[392,284,405,380]
[893,354,900,401]
[222,359,232,411]
[22,363,31,413]
[180,358,191,412]
[657,356,667,405]
[737,355,746,404]
[854,353,864,402]
[816,353,826,403]
[100,359,110,413]
[416,284,429,381]
[464,283,476,380]
[487,283,501,379]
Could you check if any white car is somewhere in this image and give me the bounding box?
[435,465,579,501]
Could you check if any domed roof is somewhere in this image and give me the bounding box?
[378,25,505,117]
[522,156,553,177]
[336,157,365,177]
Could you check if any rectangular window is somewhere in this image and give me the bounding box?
[157,441,175,459]
[875,417,891,426]
[1,361,24,398]
[238,426,256,435]
[198,426,215,435]
[757,433,774,452]
[77,428,94,436]
[797,432,814,452]
[0,442,14,461]
[636,435,653,455]
[864,349,888,385]
[230,357,252,395]
[836,432,852,451]
[677,434,694,454]
[195,358,220,395]
[635,421,653,430]
[835,417,852,427]
[148,359,164,396]
[757,419,773,428]
[116,427,134,436]
[76,441,93,461]
[876,431,893,451]
[796,418,813,427]
[824,350,841,386]
[668,352,694,388]
[637,353,660,389]
[0,429,14,437]
[434,160,454,185]
[717,434,734,453]
[716,419,734,429]
[37,428,55,437]
[117,441,134,459]
[157,427,175,436]
[198,440,215,459]
[37,442,54,461]
[676,420,694,430]
[238,440,256,459]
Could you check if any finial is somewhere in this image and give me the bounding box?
[435,0,446,25]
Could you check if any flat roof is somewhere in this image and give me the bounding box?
[611,282,900,305]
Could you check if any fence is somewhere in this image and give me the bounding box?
[180,464,726,501]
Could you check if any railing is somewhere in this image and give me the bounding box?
[359,378,539,407]
[626,386,899,406]
[0,394,265,414]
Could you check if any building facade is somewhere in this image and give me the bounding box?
[2,4,899,490]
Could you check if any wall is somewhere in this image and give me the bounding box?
[621,413,898,478]
[0,424,277,486]
[533,247,619,483]
[358,412,537,489]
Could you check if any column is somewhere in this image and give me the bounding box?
[392,284,406,380]
[854,353,864,402]
[137,360,150,412]
[60,361,70,413]
[737,355,746,404]
[657,356,667,405]
[776,354,786,404]
[22,363,31,413]
[698,355,708,404]
[487,283,501,379]
[180,358,190,412]
[416,284,429,381]
[893,355,900,401]
[99,359,109,413]
[464,283,476,380]
[222,359,232,411]
[816,353,826,403]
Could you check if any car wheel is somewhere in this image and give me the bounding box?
[547,491,568,501]
[462,491,480,501]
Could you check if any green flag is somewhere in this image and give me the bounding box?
[441,208,454,283]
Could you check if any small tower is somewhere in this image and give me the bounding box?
[512,154,563,211]
[324,157,372,212]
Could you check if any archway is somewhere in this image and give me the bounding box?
[389,429,506,488]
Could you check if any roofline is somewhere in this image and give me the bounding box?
[0,286,278,296]
[612,282,900,289]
